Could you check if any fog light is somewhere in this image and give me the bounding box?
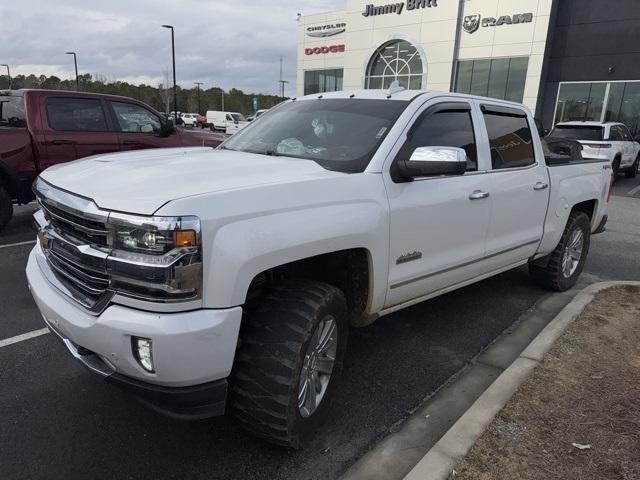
[132,337,154,373]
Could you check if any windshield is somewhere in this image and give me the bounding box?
[231,113,245,122]
[222,99,409,173]
[551,125,603,141]
[0,95,26,128]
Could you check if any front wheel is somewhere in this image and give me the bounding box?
[625,155,639,178]
[232,280,348,448]
[529,211,591,291]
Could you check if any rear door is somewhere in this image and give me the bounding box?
[619,125,637,167]
[108,100,178,150]
[477,103,549,271]
[43,97,119,169]
[384,99,493,307]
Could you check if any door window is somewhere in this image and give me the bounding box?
[406,108,478,171]
[483,110,535,169]
[0,96,26,128]
[111,102,161,134]
[620,125,632,141]
[608,126,622,141]
[46,98,108,132]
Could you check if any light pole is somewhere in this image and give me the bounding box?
[0,64,10,90]
[278,56,289,100]
[162,25,178,123]
[194,81,203,114]
[65,52,79,90]
[220,89,225,111]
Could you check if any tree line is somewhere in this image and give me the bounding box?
[0,73,286,115]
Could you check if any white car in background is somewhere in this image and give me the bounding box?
[551,121,640,177]
[180,113,199,128]
[206,111,249,135]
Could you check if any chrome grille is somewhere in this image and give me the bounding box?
[46,249,109,295]
[33,181,113,313]
[40,200,109,247]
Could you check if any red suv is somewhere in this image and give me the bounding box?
[0,89,225,230]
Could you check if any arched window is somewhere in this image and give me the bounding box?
[365,40,424,90]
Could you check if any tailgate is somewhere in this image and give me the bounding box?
[578,140,611,160]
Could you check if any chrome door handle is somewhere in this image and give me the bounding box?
[469,190,490,200]
[533,182,549,191]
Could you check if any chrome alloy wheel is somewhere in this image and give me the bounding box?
[562,229,584,278]
[298,315,338,418]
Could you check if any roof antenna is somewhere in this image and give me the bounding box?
[387,80,405,98]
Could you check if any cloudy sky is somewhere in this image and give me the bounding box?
[0,0,343,96]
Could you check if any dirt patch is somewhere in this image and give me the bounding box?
[451,285,640,480]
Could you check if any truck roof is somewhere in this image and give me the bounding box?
[0,88,151,104]
[295,89,533,111]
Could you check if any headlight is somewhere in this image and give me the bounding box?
[109,213,199,255]
[106,213,203,302]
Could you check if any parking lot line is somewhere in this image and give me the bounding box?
[0,240,36,250]
[0,328,50,349]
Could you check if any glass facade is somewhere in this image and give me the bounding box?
[304,69,344,95]
[554,81,640,135]
[365,40,423,90]
[455,57,529,103]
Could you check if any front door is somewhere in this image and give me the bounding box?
[384,100,493,308]
[108,101,178,151]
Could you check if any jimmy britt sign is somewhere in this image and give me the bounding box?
[362,0,437,17]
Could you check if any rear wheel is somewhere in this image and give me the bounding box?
[0,184,13,232]
[232,279,348,448]
[625,155,639,178]
[612,156,621,175]
[529,211,591,291]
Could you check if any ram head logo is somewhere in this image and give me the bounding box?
[463,14,481,33]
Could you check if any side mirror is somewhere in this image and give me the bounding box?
[534,118,549,137]
[397,146,467,178]
[159,118,175,137]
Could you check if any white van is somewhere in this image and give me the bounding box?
[206,111,248,135]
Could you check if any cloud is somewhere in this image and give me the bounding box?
[0,0,344,96]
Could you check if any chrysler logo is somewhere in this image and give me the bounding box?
[463,14,480,33]
[306,23,346,38]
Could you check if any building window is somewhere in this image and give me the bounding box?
[304,69,344,95]
[455,57,529,103]
[365,40,423,90]
[554,81,640,136]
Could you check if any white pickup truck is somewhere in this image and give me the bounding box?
[27,89,612,447]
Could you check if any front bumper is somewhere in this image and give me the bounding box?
[26,245,242,418]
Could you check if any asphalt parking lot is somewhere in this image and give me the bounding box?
[1,174,639,480]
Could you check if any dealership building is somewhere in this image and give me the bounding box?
[297,0,640,134]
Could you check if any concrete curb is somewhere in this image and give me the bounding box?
[403,281,640,480]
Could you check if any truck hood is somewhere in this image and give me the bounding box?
[40,147,346,214]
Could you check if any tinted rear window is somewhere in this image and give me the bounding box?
[0,96,26,128]
[47,98,109,132]
[551,126,604,141]
[483,111,535,169]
